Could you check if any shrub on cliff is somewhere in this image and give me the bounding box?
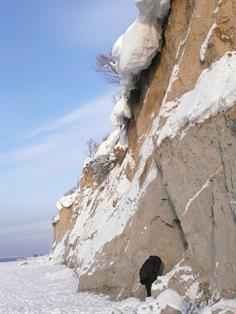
[88,154,116,184]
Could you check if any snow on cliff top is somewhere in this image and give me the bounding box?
[112,0,170,87]
[108,0,171,150]
[135,0,171,20]
[112,20,161,86]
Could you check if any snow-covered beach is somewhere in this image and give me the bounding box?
[1,257,236,314]
[0,257,141,314]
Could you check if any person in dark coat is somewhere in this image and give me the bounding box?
[139,255,163,297]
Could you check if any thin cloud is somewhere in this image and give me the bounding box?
[44,1,137,48]
[0,220,52,257]
[3,93,114,164]
[4,141,56,164]
[1,92,115,253]
[0,220,50,238]
[30,93,113,138]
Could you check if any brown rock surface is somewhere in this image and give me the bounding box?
[52,0,236,301]
[52,207,73,244]
[78,176,185,299]
[156,109,236,299]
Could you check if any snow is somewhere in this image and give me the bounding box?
[210,299,236,313]
[95,129,121,157]
[112,0,171,87]
[2,258,235,314]
[213,0,223,15]
[158,0,171,20]
[51,231,69,263]
[157,51,236,145]
[116,127,129,150]
[112,35,124,62]
[56,192,77,210]
[136,290,185,314]
[152,260,194,293]
[111,96,131,126]
[182,176,211,216]
[51,0,236,307]
[162,12,193,105]
[200,23,217,62]
[57,150,157,275]
[161,64,179,106]
[136,290,236,314]
[52,214,60,224]
[135,0,171,21]
[103,0,171,167]
[112,19,161,87]
[200,0,223,62]
[0,257,141,314]
[83,101,129,162]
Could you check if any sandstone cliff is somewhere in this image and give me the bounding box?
[51,0,236,309]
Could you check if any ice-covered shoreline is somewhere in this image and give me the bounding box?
[1,257,235,314]
[0,256,141,314]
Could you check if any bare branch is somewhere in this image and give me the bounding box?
[85,138,100,158]
[95,53,120,85]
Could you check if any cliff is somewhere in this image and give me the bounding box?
[51,0,236,308]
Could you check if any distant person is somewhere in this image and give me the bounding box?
[139,256,163,297]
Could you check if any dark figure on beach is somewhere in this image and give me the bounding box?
[139,256,163,297]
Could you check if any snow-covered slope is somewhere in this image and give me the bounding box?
[53,147,157,274]
[52,0,236,305]
[157,51,236,144]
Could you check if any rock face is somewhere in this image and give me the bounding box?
[156,108,236,299]
[52,206,73,245]
[52,0,236,302]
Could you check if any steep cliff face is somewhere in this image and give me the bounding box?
[52,0,236,303]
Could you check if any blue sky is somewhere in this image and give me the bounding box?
[0,0,136,257]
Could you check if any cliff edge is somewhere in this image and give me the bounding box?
[51,0,236,307]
